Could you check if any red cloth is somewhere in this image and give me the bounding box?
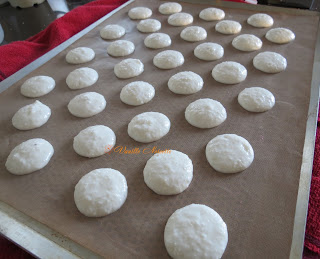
[0,0,127,81]
[0,235,34,259]
[305,112,320,254]
[0,0,318,258]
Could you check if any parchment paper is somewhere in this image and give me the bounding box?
[0,0,318,258]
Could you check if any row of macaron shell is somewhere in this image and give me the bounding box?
[5,3,295,258]
[9,2,292,175]
[8,1,296,176]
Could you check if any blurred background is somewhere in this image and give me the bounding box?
[0,0,97,45]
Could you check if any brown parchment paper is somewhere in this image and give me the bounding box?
[0,1,319,258]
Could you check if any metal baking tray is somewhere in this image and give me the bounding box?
[0,0,319,258]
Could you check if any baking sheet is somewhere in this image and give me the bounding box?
[0,0,319,258]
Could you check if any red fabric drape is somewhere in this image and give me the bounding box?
[305,112,320,254]
[0,0,127,81]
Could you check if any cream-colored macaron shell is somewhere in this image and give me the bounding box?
[194,42,224,61]
[153,50,184,69]
[212,61,247,84]
[120,81,155,106]
[238,87,275,112]
[265,27,295,44]
[143,150,193,195]
[137,19,161,33]
[144,33,172,49]
[12,100,51,130]
[73,125,116,158]
[215,20,241,34]
[159,2,182,15]
[180,26,207,42]
[114,58,144,79]
[185,98,227,128]
[5,138,54,175]
[247,13,273,28]
[232,34,262,51]
[66,67,98,90]
[128,112,171,143]
[253,51,287,73]
[168,12,193,26]
[66,47,95,64]
[206,134,254,173]
[199,7,225,21]
[164,204,228,259]
[100,24,125,40]
[20,76,55,98]
[128,7,152,20]
[107,40,135,57]
[68,92,106,118]
[168,71,203,94]
[74,168,128,217]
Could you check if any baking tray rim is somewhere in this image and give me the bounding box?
[0,0,319,258]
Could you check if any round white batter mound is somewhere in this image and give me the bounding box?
[128,7,152,20]
[164,204,228,259]
[253,51,287,73]
[168,12,193,26]
[128,112,170,143]
[66,67,99,90]
[206,134,254,173]
[68,92,106,118]
[20,76,55,98]
[185,98,227,129]
[238,87,275,112]
[144,33,172,49]
[247,13,273,28]
[215,20,242,35]
[114,58,144,79]
[100,24,125,40]
[107,40,135,57]
[137,19,161,33]
[199,7,225,21]
[5,138,54,175]
[194,42,224,61]
[143,150,193,195]
[74,168,127,217]
[168,71,203,95]
[66,47,95,64]
[180,26,207,42]
[212,61,247,84]
[12,100,51,130]
[265,27,295,44]
[159,2,182,15]
[73,125,116,158]
[120,81,155,106]
[232,34,262,52]
[153,50,184,69]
